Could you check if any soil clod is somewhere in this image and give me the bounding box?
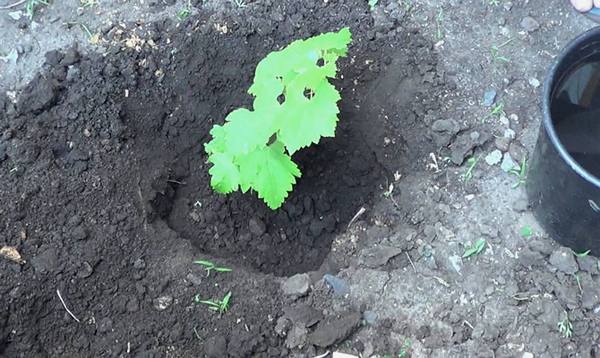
[308,311,362,348]
[549,248,579,275]
[282,273,311,297]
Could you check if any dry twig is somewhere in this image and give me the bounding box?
[0,0,26,10]
[56,289,81,323]
[347,207,366,229]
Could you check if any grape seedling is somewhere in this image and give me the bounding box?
[205,28,352,209]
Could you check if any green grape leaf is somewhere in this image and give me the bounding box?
[292,64,332,90]
[278,81,341,154]
[253,27,351,88]
[222,108,275,155]
[248,76,284,111]
[204,28,351,209]
[246,142,301,209]
[207,152,240,193]
[237,146,265,193]
[204,125,226,155]
[310,27,352,54]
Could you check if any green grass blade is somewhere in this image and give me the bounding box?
[574,250,591,257]
[193,260,215,267]
[198,300,220,308]
[462,239,486,258]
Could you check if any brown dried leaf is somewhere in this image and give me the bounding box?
[89,33,101,45]
[0,246,24,264]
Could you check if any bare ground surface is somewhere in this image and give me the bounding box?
[1,0,600,357]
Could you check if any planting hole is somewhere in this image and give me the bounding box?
[133,27,435,277]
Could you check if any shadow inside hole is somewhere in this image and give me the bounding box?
[159,102,386,277]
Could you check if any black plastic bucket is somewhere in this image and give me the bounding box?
[527,27,600,254]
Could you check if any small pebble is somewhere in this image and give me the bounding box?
[528,77,541,88]
[248,217,266,236]
[1,49,18,65]
[133,258,146,269]
[509,142,528,163]
[8,11,21,21]
[9,287,20,298]
[78,261,93,278]
[363,311,378,325]
[448,255,462,275]
[186,273,203,286]
[2,129,14,141]
[483,90,496,107]
[521,16,540,32]
[577,255,598,273]
[153,295,173,311]
[512,198,529,212]
[431,119,459,133]
[101,23,114,34]
[549,248,578,274]
[66,66,81,82]
[495,137,511,152]
[485,150,502,165]
[503,128,516,140]
[501,153,517,172]
[323,274,348,296]
[282,273,311,297]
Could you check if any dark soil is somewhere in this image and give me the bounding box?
[0,0,441,356]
